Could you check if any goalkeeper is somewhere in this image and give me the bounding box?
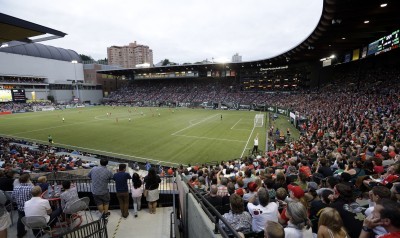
[251,134,259,154]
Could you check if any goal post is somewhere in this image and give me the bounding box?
[254,113,264,127]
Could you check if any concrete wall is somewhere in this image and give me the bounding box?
[49,89,102,104]
[187,194,222,238]
[0,52,84,83]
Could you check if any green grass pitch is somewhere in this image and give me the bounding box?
[0,106,299,166]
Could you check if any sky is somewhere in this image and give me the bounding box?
[1,0,323,64]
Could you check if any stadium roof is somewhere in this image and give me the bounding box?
[0,12,66,44]
[0,41,82,63]
[98,0,400,76]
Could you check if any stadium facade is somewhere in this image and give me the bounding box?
[0,41,103,104]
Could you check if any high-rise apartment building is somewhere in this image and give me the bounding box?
[107,41,153,68]
[232,53,242,63]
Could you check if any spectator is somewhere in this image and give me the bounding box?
[113,164,132,218]
[24,186,62,237]
[88,158,113,218]
[264,221,284,238]
[364,186,391,236]
[36,176,49,192]
[131,173,143,218]
[205,185,222,207]
[60,180,79,211]
[317,207,348,238]
[247,187,279,233]
[283,201,313,238]
[310,189,333,233]
[12,173,33,238]
[219,193,252,234]
[0,189,11,238]
[144,167,161,214]
[360,199,400,238]
[329,183,363,238]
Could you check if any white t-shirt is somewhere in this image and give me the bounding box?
[24,197,51,223]
[247,202,279,232]
[284,223,313,238]
[254,138,259,146]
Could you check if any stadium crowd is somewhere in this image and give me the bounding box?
[0,61,399,237]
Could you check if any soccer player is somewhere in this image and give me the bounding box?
[48,135,53,144]
[129,118,131,122]
[221,114,222,120]
[62,117,65,123]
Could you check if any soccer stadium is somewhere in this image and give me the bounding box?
[1,0,400,238]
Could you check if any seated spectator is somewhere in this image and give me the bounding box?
[60,180,79,211]
[275,188,288,209]
[328,183,363,238]
[283,201,313,238]
[24,186,62,236]
[317,207,348,238]
[36,176,49,193]
[279,184,307,225]
[264,220,284,238]
[247,187,279,232]
[219,194,252,234]
[205,185,222,208]
[243,181,258,202]
[317,158,333,178]
[310,189,333,233]
[360,199,400,238]
[363,164,400,188]
[364,186,391,236]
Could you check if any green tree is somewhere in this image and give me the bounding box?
[79,54,94,62]
[162,59,171,66]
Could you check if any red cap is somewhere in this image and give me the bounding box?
[288,184,305,199]
[248,182,258,192]
[236,188,244,196]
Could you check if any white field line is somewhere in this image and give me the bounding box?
[240,125,256,158]
[174,134,245,143]
[231,119,242,130]
[0,134,182,166]
[171,114,219,135]
[0,107,103,120]
[11,120,100,135]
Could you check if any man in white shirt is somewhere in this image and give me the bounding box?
[24,186,61,236]
[252,134,259,155]
[247,187,280,233]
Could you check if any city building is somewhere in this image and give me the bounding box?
[107,41,153,68]
[232,53,242,63]
[83,62,125,96]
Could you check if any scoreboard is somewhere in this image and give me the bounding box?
[11,89,26,103]
[368,29,399,55]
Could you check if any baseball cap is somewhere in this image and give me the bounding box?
[288,184,305,199]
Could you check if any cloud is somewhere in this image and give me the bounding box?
[1,0,323,64]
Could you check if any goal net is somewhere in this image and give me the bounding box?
[254,114,264,127]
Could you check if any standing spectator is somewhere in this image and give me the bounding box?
[24,186,62,237]
[283,201,313,238]
[144,167,161,214]
[247,187,279,233]
[113,164,132,218]
[12,173,33,238]
[0,189,11,238]
[317,207,348,238]
[0,171,14,191]
[131,173,143,218]
[88,159,113,218]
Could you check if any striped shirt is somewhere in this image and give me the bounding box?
[12,183,34,211]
